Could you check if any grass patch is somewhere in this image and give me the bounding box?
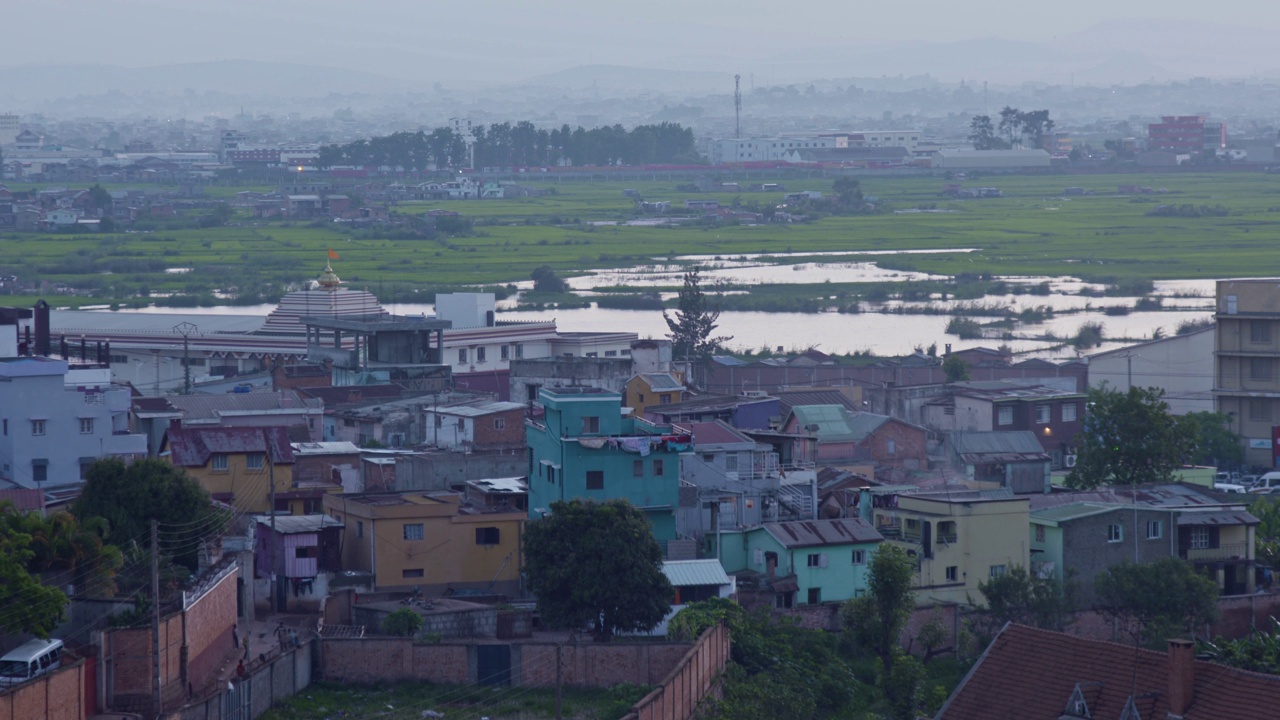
[260,681,649,720]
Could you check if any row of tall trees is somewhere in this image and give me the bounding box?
[317,121,700,169]
[968,106,1055,150]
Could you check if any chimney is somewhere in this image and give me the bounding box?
[33,300,49,357]
[1167,638,1195,717]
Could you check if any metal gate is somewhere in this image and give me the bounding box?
[476,644,511,686]
[221,678,251,720]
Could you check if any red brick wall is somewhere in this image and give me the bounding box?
[317,639,469,685]
[183,568,238,695]
[471,408,526,449]
[861,421,928,469]
[0,658,87,720]
[622,624,731,720]
[317,637,696,688]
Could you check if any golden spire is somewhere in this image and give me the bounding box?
[317,259,341,291]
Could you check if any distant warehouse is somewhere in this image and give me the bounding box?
[932,149,1051,170]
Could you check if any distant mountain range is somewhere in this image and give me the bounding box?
[1,19,1278,108]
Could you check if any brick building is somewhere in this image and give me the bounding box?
[1147,115,1226,153]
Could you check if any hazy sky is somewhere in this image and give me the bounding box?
[7,1,1280,83]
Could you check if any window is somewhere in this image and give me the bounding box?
[632,459,644,477]
[1062,403,1078,422]
[1251,398,1270,421]
[2,419,5,435]
[294,546,315,559]
[32,461,47,484]
[1035,525,1046,543]
[725,455,739,472]
[581,416,600,434]
[937,521,957,543]
[402,569,424,579]
[807,588,822,604]
[653,459,665,475]
[886,438,897,455]
[1107,524,1123,543]
[403,523,425,541]
[79,418,94,434]
[501,345,510,360]
[1146,520,1163,540]
[851,549,866,565]
[1252,357,1273,381]
[494,417,506,430]
[586,471,604,490]
[605,350,617,357]
[659,393,671,404]
[1190,527,1210,549]
[1226,294,1238,314]
[457,348,468,363]
[211,454,229,471]
[356,521,364,539]
[475,527,500,545]
[1252,320,1271,344]
[989,565,1007,578]
[775,592,794,609]
[807,553,821,567]
[946,566,958,582]
[30,419,45,436]
[515,344,524,358]
[997,406,1013,426]
[1035,404,1051,424]
[246,453,265,470]
[477,347,486,363]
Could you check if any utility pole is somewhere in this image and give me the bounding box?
[174,322,197,395]
[734,75,742,140]
[268,431,277,612]
[151,519,162,718]
[555,642,563,720]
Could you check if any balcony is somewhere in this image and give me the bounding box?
[1182,543,1250,563]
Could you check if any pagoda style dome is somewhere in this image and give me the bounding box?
[316,261,341,291]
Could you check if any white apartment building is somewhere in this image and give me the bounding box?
[709,131,922,164]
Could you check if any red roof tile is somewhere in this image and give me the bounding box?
[938,624,1280,720]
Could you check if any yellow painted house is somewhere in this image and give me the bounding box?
[625,372,687,417]
[323,491,525,595]
[868,488,1029,607]
[163,426,296,514]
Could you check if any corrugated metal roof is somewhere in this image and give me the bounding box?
[1031,502,1125,525]
[1177,510,1260,527]
[775,390,856,414]
[168,390,320,420]
[291,441,361,455]
[951,431,1045,456]
[662,559,732,588]
[434,400,524,418]
[166,426,295,466]
[845,412,892,441]
[467,477,527,494]
[51,309,266,335]
[762,518,883,548]
[685,420,753,448]
[255,514,343,534]
[788,405,859,442]
[640,373,685,391]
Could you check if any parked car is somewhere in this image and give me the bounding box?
[0,638,63,688]
[1249,472,1280,494]
[1242,474,1260,488]
[1214,483,1249,494]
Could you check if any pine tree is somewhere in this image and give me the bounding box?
[663,267,731,361]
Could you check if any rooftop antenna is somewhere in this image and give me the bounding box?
[734,74,742,139]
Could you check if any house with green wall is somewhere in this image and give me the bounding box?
[720,518,884,607]
[526,387,684,543]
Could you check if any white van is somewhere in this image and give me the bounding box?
[1250,472,1280,494]
[0,638,64,688]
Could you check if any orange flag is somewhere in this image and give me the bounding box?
[328,249,340,260]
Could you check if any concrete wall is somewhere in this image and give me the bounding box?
[165,640,312,720]
[0,656,89,720]
[394,451,525,492]
[353,605,500,639]
[1088,330,1214,415]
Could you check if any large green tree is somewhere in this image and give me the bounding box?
[1067,385,1194,489]
[841,545,923,718]
[1177,411,1244,468]
[0,504,71,637]
[72,458,223,572]
[523,499,672,641]
[663,267,731,362]
[1094,558,1219,647]
[973,565,1075,638]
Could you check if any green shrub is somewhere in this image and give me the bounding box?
[382,608,424,637]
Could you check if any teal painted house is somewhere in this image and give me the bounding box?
[720,518,884,607]
[526,387,684,543]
